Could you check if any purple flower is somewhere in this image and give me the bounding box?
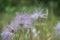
[1,9,48,40]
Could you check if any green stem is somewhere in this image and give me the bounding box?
[29,28,32,40]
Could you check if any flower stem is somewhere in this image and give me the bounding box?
[29,28,32,40]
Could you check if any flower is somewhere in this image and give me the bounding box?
[1,9,48,40]
[1,28,13,40]
[31,9,48,20]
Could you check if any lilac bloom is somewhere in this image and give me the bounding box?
[1,13,33,40]
[1,9,48,40]
[1,27,13,40]
[31,9,48,20]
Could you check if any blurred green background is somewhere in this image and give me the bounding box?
[0,0,60,40]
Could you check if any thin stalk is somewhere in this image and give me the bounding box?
[29,28,32,40]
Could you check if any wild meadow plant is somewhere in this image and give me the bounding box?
[1,8,48,40]
[54,22,60,40]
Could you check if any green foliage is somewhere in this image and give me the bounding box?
[0,0,60,15]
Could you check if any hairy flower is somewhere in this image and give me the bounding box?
[1,9,48,40]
